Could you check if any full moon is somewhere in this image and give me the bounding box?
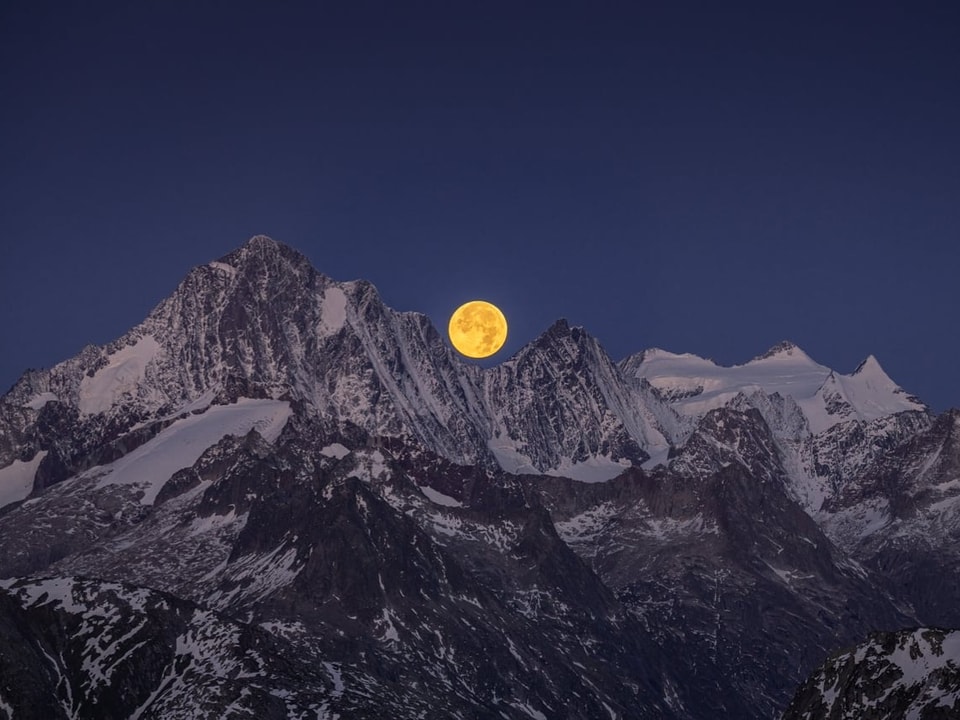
[448,301,508,359]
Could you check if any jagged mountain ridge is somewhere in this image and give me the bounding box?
[0,411,914,719]
[1,235,683,492]
[0,422,689,719]
[1,235,959,719]
[619,340,925,435]
[0,235,932,499]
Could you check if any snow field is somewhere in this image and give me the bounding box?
[0,451,47,510]
[79,336,162,416]
[89,399,291,504]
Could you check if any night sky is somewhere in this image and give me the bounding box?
[2,2,958,409]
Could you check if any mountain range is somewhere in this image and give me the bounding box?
[0,235,957,719]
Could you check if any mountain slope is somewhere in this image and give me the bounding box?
[0,235,956,720]
[531,405,914,719]
[1,422,683,719]
[0,576,347,720]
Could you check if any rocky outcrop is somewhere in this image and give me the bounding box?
[782,628,960,720]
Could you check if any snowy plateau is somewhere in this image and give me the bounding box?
[0,235,958,720]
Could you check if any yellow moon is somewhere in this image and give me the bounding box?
[448,301,508,359]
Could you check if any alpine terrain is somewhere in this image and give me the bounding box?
[0,236,957,719]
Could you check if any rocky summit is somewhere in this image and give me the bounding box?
[0,236,958,719]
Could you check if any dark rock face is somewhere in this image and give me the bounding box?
[0,432,678,719]
[0,236,958,719]
[782,628,960,720]
[483,319,671,472]
[817,409,960,631]
[527,454,911,718]
[0,576,347,720]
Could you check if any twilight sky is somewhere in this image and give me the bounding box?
[2,2,958,409]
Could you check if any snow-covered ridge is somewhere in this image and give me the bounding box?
[0,236,929,494]
[87,399,291,505]
[621,340,926,434]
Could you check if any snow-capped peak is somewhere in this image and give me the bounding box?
[805,354,926,432]
[745,341,819,368]
[631,347,719,366]
[242,233,285,253]
[217,235,315,278]
[851,354,885,378]
[227,234,288,264]
[749,340,808,363]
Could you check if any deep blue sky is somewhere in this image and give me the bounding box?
[2,2,958,409]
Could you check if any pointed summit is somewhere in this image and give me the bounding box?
[234,234,289,259]
[751,340,810,362]
[245,233,281,249]
[807,353,928,430]
[510,318,621,381]
[848,354,923,404]
[217,235,314,276]
[526,318,600,358]
[851,354,886,378]
[544,317,572,335]
[528,318,571,347]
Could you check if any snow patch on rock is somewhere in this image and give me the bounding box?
[320,443,350,459]
[0,450,47,510]
[79,336,161,415]
[23,391,58,410]
[208,261,237,276]
[545,455,631,483]
[420,485,462,507]
[318,286,347,336]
